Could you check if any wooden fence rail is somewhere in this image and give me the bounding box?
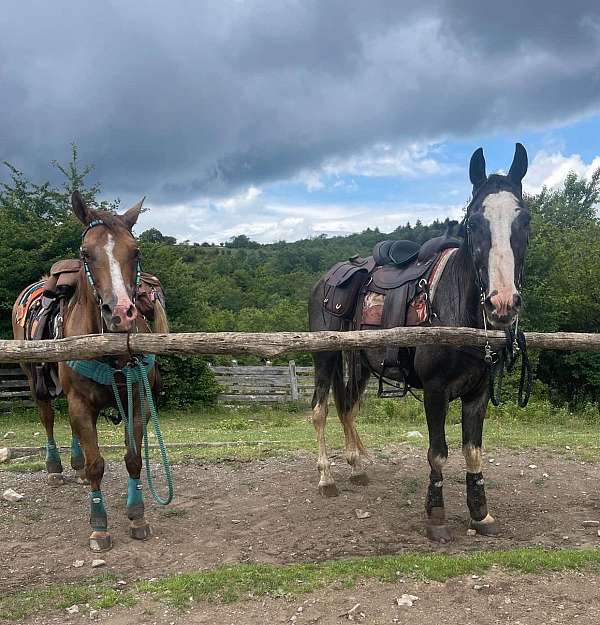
[1,327,599,363]
[0,364,33,413]
[210,361,315,402]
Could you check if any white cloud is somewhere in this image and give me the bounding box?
[138,190,463,245]
[524,150,600,194]
[296,142,457,191]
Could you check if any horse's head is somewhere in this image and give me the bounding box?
[72,191,144,332]
[466,143,530,329]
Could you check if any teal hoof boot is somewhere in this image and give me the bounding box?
[89,531,113,552]
[47,473,65,487]
[129,519,151,540]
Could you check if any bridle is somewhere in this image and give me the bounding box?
[80,219,142,335]
[462,188,532,407]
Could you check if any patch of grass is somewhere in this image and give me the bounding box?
[3,548,600,620]
[136,548,600,608]
[0,460,45,473]
[0,578,131,621]
[2,395,600,468]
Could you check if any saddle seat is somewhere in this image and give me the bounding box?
[320,225,461,397]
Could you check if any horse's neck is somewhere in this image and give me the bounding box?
[434,243,482,328]
[64,272,102,337]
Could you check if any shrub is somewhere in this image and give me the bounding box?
[157,356,221,408]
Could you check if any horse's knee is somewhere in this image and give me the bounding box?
[86,456,105,485]
[124,452,142,478]
[312,402,328,427]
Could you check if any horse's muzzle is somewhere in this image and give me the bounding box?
[102,301,138,332]
[484,290,521,328]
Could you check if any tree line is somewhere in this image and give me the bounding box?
[1,148,600,407]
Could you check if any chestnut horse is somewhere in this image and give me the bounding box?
[12,191,169,551]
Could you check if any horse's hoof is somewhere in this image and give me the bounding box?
[89,531,113,552]
[75,469,89,485]
[470,517,499,536]
[426,523,453,543]
[349,472,369,486]
[318,482,339,497]
[47,473,65,487]
[129,520,152,541]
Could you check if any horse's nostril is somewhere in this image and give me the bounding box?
[111,315,122,326]
[126,306,135,318]
[513,293,522,309]
[102,304,112,315]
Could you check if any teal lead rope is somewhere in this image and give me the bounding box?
[68,355,174,505]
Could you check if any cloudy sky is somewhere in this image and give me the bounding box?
[2,1,600,243]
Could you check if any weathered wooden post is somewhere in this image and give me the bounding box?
[288,360,299,401]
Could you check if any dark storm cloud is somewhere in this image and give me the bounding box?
[1,0,600,200]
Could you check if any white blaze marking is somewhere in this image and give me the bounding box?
[104,234,129,304]
[482,190,518,314]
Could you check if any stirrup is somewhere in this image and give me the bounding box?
[377,368,409,398]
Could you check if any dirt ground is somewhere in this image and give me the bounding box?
[1,445,600,622]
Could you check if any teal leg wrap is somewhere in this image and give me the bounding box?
[46,438,63,474]
[126,477,145,520]
[89,490,108,531]
[70,436,84,471]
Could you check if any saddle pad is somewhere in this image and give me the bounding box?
[15,283,44,327]
[361,291,385,326]
[429,247,458,303]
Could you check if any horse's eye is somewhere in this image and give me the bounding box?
[81,248,90,259]
[133,248,141,259]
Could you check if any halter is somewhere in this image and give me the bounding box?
[462,189,532,407]
[80,218,142,334]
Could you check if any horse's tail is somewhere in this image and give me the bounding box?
[332,350,364,420]
[153,299,169,334]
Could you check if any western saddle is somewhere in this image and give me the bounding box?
[321,226,461,396]
[15,259,165,401]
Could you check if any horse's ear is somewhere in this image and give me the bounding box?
[469,147,486,188]
[71,190,95,225]
[508,142,528,185]
[122,197,145,230]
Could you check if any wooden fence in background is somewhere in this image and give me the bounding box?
[210,361,315,403]
[0,364,32,413]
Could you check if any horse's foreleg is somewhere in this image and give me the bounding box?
[462,388,498,536]
[124,396,151,541]
[36,398,64,486]
[423,388,451,543]
[69,396,111,552]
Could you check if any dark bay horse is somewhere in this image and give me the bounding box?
[308,144,530,541]
[12,191,169,551]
